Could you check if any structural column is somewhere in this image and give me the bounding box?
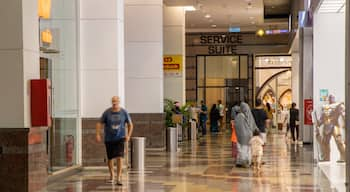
[125,0,165,149]
[80,0,125,166]
[345,1,350,190]
[299,27,313,144]
[163,6,186,105]
[0,0,46,191]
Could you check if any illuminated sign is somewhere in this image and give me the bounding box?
[229,27,241,33]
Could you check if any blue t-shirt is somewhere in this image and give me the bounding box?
[199,104,208,121]
[100,108,132,142]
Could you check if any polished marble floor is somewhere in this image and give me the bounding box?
[44,132,338,192]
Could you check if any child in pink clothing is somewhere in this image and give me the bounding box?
[249,129,264,174]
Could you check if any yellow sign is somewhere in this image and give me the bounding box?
[38,0,51,19]
[41,29,53,44]
[163,55,182,76]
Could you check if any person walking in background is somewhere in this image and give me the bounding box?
[210,104,220,133]
[251,99,268,144]
[235,102,258,168]
[231,102,240,162]
[289,102,300,144]
[218,100,225,131]
[249,129,264,175]
[96,96,133,185]
[199,100,208,136]
[265,102,274,132]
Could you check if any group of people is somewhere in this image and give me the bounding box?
[230,99,299,174]
[189,100,226,136]
[94,96,300,183]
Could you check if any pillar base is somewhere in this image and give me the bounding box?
[0,127,48,192]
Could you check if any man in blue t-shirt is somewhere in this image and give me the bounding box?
[96,96,133,185]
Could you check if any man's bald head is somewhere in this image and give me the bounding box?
[111,96,120,110]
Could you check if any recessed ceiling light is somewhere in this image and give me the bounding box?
[251,21,256,25]
[247,2,253,9]
[205,14,211,18]
[184,6,196,12]
[211,24,217,28]
[249,16,255,20]
[256,29,265,36]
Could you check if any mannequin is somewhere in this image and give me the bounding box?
[315,94,346,162]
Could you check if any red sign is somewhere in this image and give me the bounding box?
[304,99,313,125]
[31,79,51,127]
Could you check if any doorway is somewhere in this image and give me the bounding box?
[196,55,249,128]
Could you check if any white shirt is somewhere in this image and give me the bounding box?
[249,136,264,156]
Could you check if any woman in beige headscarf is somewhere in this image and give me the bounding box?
[235,102,258,168]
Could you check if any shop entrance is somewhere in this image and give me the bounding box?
[254,55,292,131]
[196,55,249,128]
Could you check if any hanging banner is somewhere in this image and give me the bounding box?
[304,99,313,125]
[163,55,182,77]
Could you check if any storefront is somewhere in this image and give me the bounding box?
[39,0,81,173]
[254,55,292,130]
[312,2,346,191]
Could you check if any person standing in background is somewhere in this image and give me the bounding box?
[265,102,274,132]
[199,100,208,136]
[210,104,220,133]
[218,100,225,131]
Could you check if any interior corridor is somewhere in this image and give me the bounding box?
[44,133,336,192]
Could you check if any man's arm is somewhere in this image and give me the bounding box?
[96,122,103,143]
[125,122,134,142]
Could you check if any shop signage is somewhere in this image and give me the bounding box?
[163,55,182,77]
[304,99,313,125]
[320,89,328,101]
[199,34,243,55]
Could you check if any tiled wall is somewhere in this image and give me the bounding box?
[82,113,165,166]
[0,127,48,192]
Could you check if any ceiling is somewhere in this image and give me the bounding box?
[164,0,291,32]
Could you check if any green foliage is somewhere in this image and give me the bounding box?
[164,98,175,127]
[163,99,192,128]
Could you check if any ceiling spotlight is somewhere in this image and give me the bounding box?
[249,16,255,20]
[256,29,265,36]
[205,14,211,18]
[184,6,196,11]
[247,2,253,9]
[211,24,217,28]
[251,21,256,25]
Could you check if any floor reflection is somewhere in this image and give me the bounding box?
[44,132,337,192]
